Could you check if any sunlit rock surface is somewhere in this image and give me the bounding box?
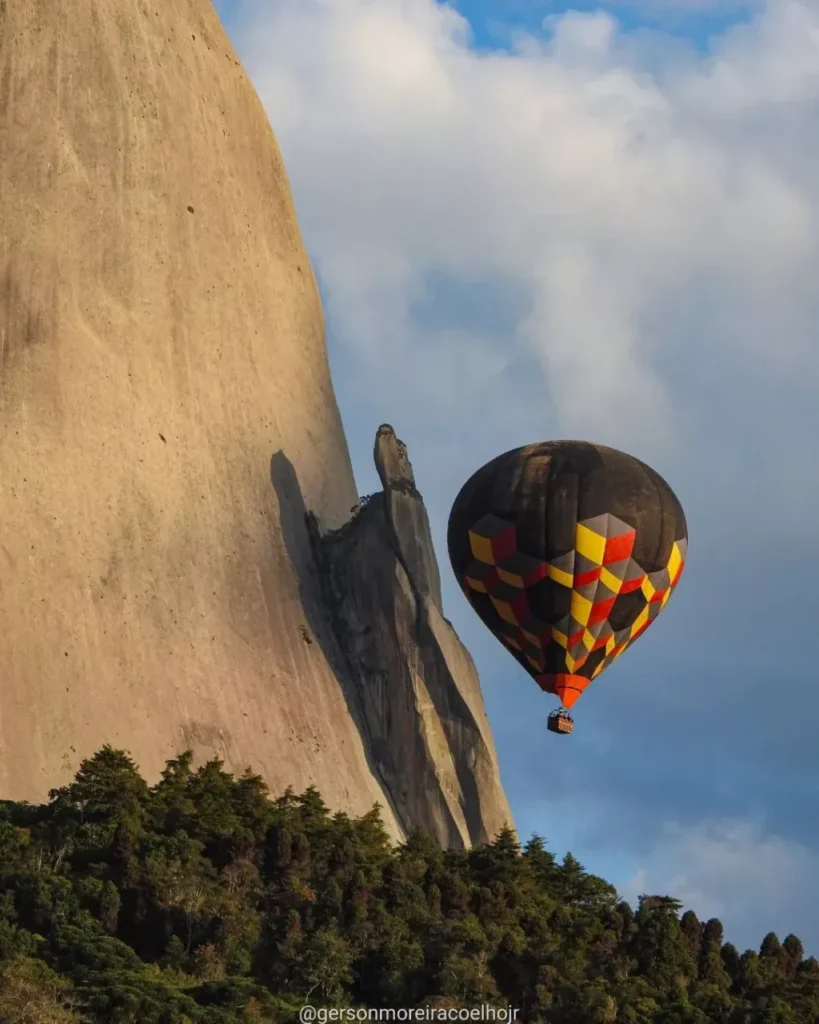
[0,0,512,846]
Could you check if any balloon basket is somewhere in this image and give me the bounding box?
[547,709,573,735]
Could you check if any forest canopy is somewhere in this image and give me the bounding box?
[0,746,812,1023]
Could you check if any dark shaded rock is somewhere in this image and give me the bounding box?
[309,426,513,848]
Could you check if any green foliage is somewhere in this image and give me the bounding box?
[0,748,814,1022]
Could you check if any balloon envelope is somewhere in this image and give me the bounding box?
[447,441,687,710]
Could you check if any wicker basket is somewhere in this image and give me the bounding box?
[547,712,574,735]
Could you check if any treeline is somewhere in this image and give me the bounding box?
[0,746,813,1022]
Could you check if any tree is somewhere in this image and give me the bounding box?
[296,927,353,1003]
[0,747,813,1024]
[0,957,87,1023]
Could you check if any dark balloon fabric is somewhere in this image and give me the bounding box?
[447,441,687,710]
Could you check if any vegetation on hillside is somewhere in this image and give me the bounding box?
[0,747,813,1023]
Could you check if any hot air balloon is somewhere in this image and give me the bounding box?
[447,441,687,735]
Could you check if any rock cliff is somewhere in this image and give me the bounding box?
[307,426,513,848]
[0,0,512,846]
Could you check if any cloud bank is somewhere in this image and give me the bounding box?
[619,819,818,946]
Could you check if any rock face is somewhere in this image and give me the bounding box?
[0,0,512,845]
[309,426,513,848]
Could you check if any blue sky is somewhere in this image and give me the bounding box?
[215,0,819,953]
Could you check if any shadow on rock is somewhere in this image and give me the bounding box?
[269,450,403,827]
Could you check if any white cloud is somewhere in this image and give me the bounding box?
[233,0,819,469]
[617,818,819,951]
